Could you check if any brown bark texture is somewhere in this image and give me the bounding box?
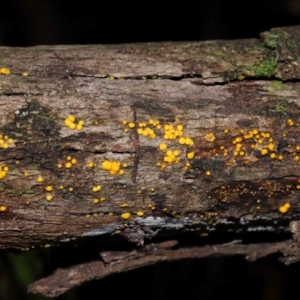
[1,25,300,296]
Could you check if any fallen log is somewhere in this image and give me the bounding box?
[1,25,300,297]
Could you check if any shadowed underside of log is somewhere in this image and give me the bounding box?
[1,26,300,253]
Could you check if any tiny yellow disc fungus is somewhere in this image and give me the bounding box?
[268,143,275,151]
[137,211,144,217]
[179,137,186,145]
[46,195,53,201]
[69,123,76,130]
[88,162,95,168]
[37,176,44,183]
[65,162,72,169]
[173,150,180,156]
[121,212,131,220]
[67,115,75,122]
[261,148,268,155]
[159,143,167,151]
[76,124,83,131]
[128,122,135,128]
[71,158,77,164]
[119,169,124,175]
[45,186,53,192]
[279,203,290,214]
[206,171,211,176]
[0,206,7,211]
[93,198,99,204]
[187,151,195,160]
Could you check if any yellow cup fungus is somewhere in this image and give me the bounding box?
[0,206,7,211]
[279,203,290,214]
[187,151,195,160]
[46,195,53,201]
[88,162,96,168]
[0,68,10,75]
[45,186,53,192]
[136,211,144,217]
[37,175,44,183]
[159,143,167,151]
[261,148,268,155]
[121,212,131,220]
[65,162,72,169]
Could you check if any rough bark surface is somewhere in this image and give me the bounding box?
[1,25,300,296]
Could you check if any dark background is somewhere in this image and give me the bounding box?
[1,0,300,46]
[1,1,300,299]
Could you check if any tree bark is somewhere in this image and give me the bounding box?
[1,25,300,296]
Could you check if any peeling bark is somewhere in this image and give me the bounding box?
[1,25,300,297]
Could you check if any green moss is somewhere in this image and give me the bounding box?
[272,80,283,90]
[246,52,279,78]
[264,33,280,50]
[269,100,287,115]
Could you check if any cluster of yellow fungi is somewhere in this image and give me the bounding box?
[101,160,125,175]
[0,134,14,149]
[1,112,300,223]
[64,115,85,131]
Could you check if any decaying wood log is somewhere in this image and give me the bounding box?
[1,25,300,297]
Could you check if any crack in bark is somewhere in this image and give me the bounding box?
[131,108,139,183]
